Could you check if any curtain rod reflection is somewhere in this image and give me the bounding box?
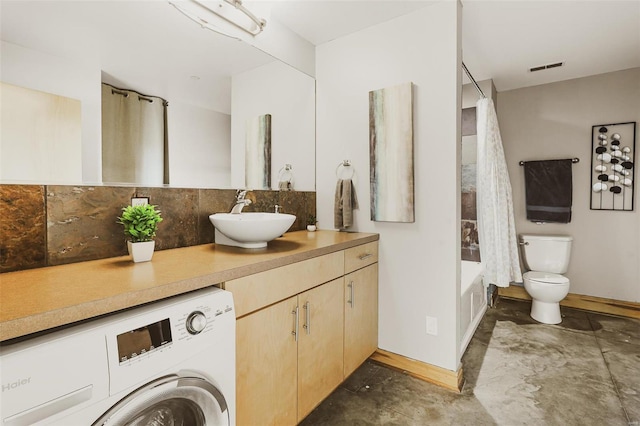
[105,83,169,107]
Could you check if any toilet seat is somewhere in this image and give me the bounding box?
[523,271,569,285]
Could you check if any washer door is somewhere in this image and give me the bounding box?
[92,374,228,426]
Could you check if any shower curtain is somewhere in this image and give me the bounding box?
[102,83,167,185]
[476,98,522,287]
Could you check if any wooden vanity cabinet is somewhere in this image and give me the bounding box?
[236,296,298,426]
[297,278,344,421]
[343,241,379,378]
[229,241,378,426]
[344,264,378,378]
[235,279,344,426]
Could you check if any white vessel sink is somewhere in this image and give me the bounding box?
[209,212,296,248]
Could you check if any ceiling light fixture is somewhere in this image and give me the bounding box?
[169,0,266,39]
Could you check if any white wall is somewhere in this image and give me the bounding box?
[233,3,316,78]
[316,1,462,371]
[498,68,640,302]
[1,41,102,183]
[168,102,231,188]
[248,16,316,78]
[231,60,316,191]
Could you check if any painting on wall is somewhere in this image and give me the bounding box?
[245,114,272,189]
[590,121,636,211]
[369,82,414,222]
[461,107,481,262]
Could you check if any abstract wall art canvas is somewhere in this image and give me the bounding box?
[245,113,271,189]
[369,82,414,222]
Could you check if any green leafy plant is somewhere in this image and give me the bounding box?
[117,204,163,243]
[307,214,317,226]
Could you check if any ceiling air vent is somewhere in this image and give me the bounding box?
[529,62,564,72]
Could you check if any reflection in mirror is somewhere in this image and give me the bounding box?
[231,60,315,191]
[101,84,168,185]
[245,114,272,190]
[0,82,82,183]
[0,0,315,190]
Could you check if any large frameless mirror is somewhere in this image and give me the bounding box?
[0,0,315,191]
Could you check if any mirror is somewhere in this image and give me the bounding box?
[0,0,315,191]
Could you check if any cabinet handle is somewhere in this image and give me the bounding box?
[302,301,311,335]
[347,281,355,308]
[358,253,373,260]
[292,306,299,341]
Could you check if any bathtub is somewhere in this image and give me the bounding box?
[460,261,486,355]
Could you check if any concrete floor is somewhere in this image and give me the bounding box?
[301,298,640,426]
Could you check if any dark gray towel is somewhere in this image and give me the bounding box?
[523,159,573,223]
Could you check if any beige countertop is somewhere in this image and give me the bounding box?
[0,230,378,342]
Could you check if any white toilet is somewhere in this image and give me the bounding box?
[520,234,573,324]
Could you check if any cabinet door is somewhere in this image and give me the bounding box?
[297,278,344,421]
[236,296,298,426]
[344,263,379,378]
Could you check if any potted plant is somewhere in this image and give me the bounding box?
[306,214,317,232]
[117,204,163,262]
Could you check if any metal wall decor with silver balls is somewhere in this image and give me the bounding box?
[590,121,636,211]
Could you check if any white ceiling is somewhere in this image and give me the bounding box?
[2,0,639,104]
[460,0,640,91]
[263,1,434,45]
[267,0,640,91]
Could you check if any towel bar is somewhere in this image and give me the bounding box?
[519,158,579,166]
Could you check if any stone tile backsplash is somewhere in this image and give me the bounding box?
[1,184,315,273]
[46,185,135,266]
[0,185,47,272]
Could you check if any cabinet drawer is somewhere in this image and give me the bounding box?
[344,241,378,274]
[226,251,344,317]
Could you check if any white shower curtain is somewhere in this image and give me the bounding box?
[476,98,522,287]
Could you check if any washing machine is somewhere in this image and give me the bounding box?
[0,287,235,426]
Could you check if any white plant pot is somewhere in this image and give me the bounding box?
[307,225,317,232]
[127,240,155,263]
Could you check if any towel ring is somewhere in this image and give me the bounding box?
[278,164,293,182]
[336,160,355,179]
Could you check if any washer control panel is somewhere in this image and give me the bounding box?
[106,287,234,395]
[116,317,173,363]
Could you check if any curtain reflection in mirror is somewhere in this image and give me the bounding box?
[245,113,271,189]
[101,83,168,185]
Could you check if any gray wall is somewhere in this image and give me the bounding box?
[497,67,640,302]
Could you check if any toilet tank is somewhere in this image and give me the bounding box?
[520,234,573,274]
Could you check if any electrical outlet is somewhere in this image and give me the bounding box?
[131,197,149,207]
[426,316,438,336]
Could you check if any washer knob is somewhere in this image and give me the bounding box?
[186,311,207,335]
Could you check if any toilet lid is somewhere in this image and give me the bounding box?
[524,271,569,284]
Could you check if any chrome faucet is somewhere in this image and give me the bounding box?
[230,189,252,214]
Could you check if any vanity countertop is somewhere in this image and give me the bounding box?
[0,230,378,342]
